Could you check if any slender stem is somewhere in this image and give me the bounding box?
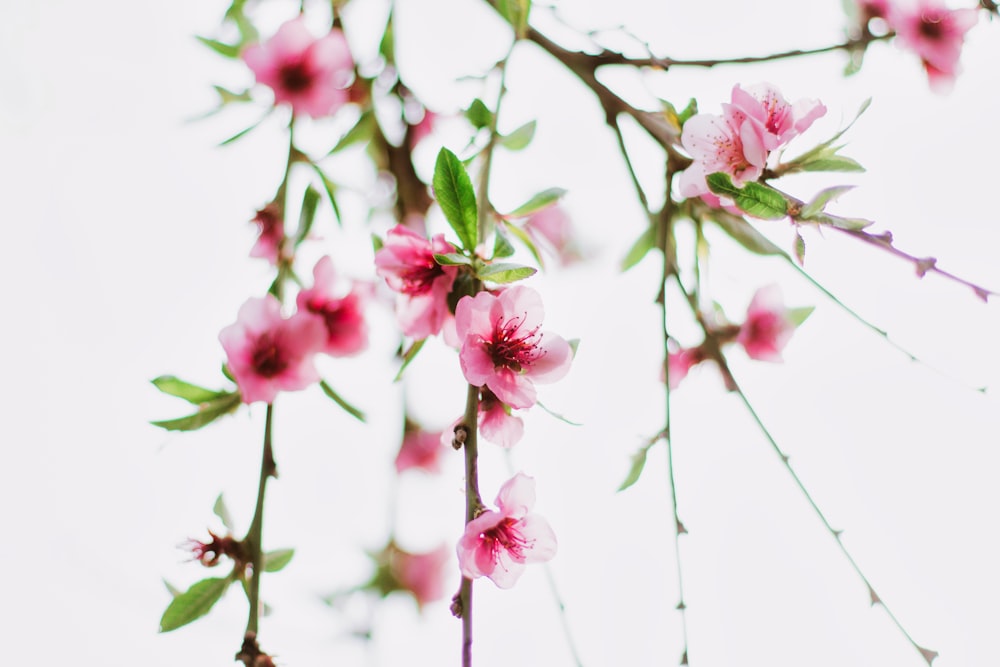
[459,383,482,667]
[245,403,276,636]
[476,46,514,243]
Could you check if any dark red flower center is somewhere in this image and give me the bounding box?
[483,517,532,563]
[918,11,946,40]
[251,333,288,377]
[279,60,314,93]
[398,261,445,295]
[488,315,544,372]
[307,294,362,340]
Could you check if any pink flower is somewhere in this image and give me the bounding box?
[409,108,438,148]
[523,204,582,265]
[736,285,796,362]
[249,203,285,266]
[890,1,978,92]
[183,531,245,568]
[219,296,326,404]
[395,421,446,474]
[443,389,525,450]
[374,224,459,339]
[390,544,450,610]
[456,473,557,589]
[455,286,573,410]
[678,112,766,199]
[665,347,706,390]
[296,256,368,357]
[724,83,826,152]
[857,0,891,20]
[242,17,354,118]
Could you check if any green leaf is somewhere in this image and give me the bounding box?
[798,154,865,173]
[394,338,426,382]
[809,212,874,231]
[195,36,241,59]
[294,185,321,245]
[786,306,815,327]
[705,172,742,200]
[151,376,226,405]
[505,187,567,218]
[263,549,295,573]
[212,85,252,105]
[151,392,241,431]
[163,579,182,598]
[371,233,384,253]
[378,10,395,63]
[735,182,788,220]
[465,98,494,130]
[213,494,233,531]
[219,113,270,146]
[432,148,479,252]
[329,110,376,154]
[433,252,472,266]
[319,380,366,422]
[159,577,232,632]
[493,228,516,259]
[502,222,545,267]
[618,446,650,492]
[499,120,536,151]
[621,227,655,271]
[707,211,783,256]
[309,163,343,226]
[477,262,537,284]
[496,0,531,37]
[794,231,806,266]
[799,185,855,219]
[784,99,870,171]
[677,98,698,125]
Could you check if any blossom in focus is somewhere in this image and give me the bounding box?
[724,83,826,152]
[395,420,446,474]
[456,472,557,589]
[219,296,326,404]
[296,256,368,357]
[443,388,525,450]
[665,347,706,390]
[374,224,459,339]
[249,203,285,266]
[455,286,573,409]
[890,1,978,92]
[736,285,796,362]
[523,204,582,265]
[242,17,354,118]
[678,112,766,200]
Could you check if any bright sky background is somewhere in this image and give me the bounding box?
[3,1,999,666]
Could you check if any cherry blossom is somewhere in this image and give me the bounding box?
[183,531,244,568]
[455,285,572,409]
[456,473,557,589]
[725,83,826,152]
[219,296,326,404]
[665,347,706,390]
[390,544,450,610]
[523,204,582,265]
[296,256,368,357]
[374,224,459,339]
[443,389,525,450]
[736,285,796,362]
[249,203,285,266]
[242,16,354,118]
[395,421,446,474]
[890,1,978,92]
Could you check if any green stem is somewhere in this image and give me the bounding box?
[245,403,276,636]
[475,46,514,243]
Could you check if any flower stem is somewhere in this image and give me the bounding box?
[459,382,482,667]
[245,403,276,637]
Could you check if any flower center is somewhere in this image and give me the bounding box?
[398,261,444,295]
[279,60,314,93]
[484,517,533,564]
[489,315,543,372]
[251,333,288,377]
[918,12,946,40]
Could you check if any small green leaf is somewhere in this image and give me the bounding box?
[378,10,395,63]
[159,577,232,632]
[618,446,650,492]
[794,232,806,266]
[465,99,494,131]
[707,211,783,256]
[371,233,384,253]
[705,172,742,200]
[477,262,537,284]
[195,36,241,59]
[432,148,479,252]
[809,212,874,231]
[329,110,376,154]
[163,579,182,599]
[294,185,321,245]
[800,185,855,219]
[151,376,226,405]
[319,381,366,422]
[212,85,252,105]
[786,306,814,327]
[493,228,516,259]
[263,549,295,573]
[151,393,242,432]
[735,182,788,220]
[677,98,698,125]
[621,227,655,271]
[213,494,233,531]
[505,187,567,218]
[394,338,426,382]
[433,252,472,266]
[310,163,343,225]
[218,112,271,146]
[502,222,544,267]
[499,120,536,151]
[798,154,865,173]
[496,0,532,38]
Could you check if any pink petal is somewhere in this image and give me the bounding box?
[517,514,558,564]
[495,472,536,519]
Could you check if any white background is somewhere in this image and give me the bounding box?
[2,0,999,666]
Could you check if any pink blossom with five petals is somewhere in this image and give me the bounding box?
[890,1,978,92]
[296,256,368,357]
[242,16,354,118]
[456,472,557,589]
[455,286,572,409]
[219,296,326,404]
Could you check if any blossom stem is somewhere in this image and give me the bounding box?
[459,382,482,667]
[475,45,514,242]
[244,402,276,637]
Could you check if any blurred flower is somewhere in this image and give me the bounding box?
[242,16,354,118]
[890,1,977,92]
[443,388,525,450]
[368,541,450,611]
[249,203,285,266]
[296,256,368,357]
[523,204,582,265]
[375,224,459,338]
[455,286,573,409]
[736,285,796,362]
[395,419,446,474]
[457,472,557,589]
[665,347,706,390]
[183,531,245,568]
[219,296,326,404]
